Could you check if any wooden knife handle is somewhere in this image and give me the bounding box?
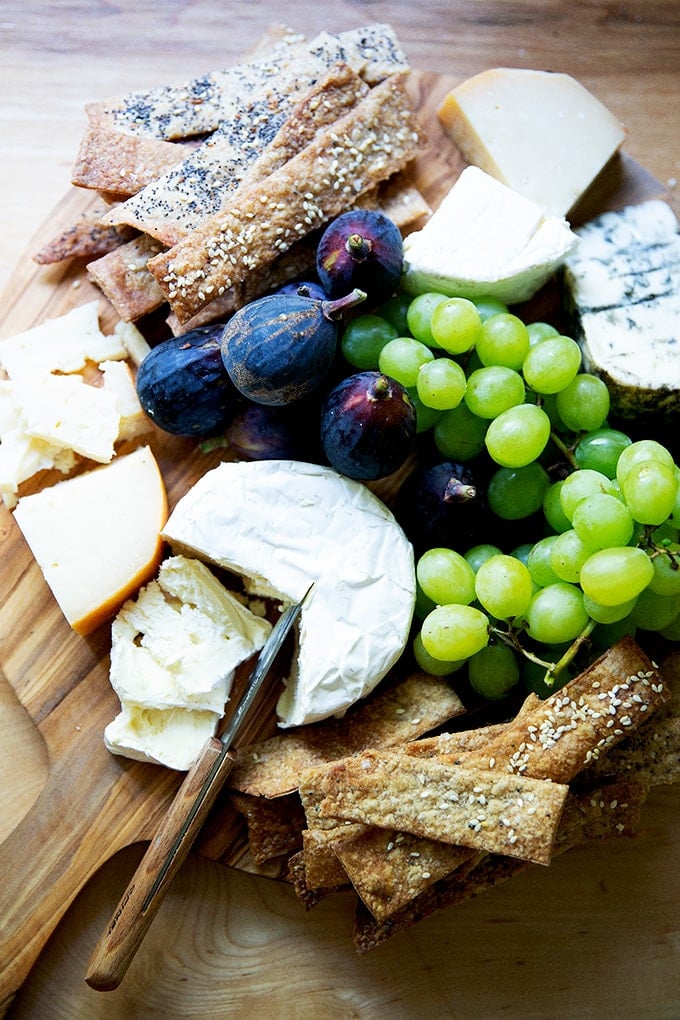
[85,737,235,991]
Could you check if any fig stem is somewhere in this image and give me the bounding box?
[443,478,477,503]
[369,374,393,400]
[321,288,367,321]
[346,233,373,261]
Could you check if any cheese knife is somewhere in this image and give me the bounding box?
[85,587,311,991]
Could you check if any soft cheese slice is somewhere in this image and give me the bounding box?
[104,704,220,771]
[109,555,271,712]
[402,166,578,304]
[13,373,121,462]
[12,445,167,635]
[162,460,416,728]
[437,67,626,217]
[563,200,680,416]
[0,301,127,382]
[0,428,77,509]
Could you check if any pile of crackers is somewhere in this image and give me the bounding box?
[35,23,431,334]
[222,637,679,952]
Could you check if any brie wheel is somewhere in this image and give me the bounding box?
[162,459,416,727]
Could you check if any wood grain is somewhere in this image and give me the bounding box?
[1,4,679,1017]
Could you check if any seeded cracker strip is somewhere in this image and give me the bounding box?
[579,715,680,787]
[99,36,363,244]
[229,672,465,799]
[148,74,423,323]
[299,750,569,866]
[229,791,307,865]
[351,780,649,953]
[87,234,167,321]
[71,125,191,197]
[33,201,136,265]
[432,637,666,783]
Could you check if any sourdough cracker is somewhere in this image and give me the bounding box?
[33,201,136,265]
[229,791,306,864]
[351,780,649,952]
[299,750,569,865]
[87,235,167,321]
[229,672,465,799]
[148,74,423,322]
[72,125,189,196]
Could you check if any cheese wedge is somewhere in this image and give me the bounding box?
[438,68,626,217]
[12,446,167,635]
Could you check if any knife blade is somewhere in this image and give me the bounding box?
[85,586,311,991]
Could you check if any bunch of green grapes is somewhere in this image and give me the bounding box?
[340,290,680,701]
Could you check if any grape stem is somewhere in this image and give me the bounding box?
[491,618,596,686]
[548,429,579,470]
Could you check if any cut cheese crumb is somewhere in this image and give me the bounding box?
[12,446,167,635]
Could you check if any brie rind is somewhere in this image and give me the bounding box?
[402,166,578,304]
[162,460,416,728]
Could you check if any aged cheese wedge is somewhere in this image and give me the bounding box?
[12,446,167,635]
[402,166,577,303]
[438,67,626,217]
[162,459,416,728]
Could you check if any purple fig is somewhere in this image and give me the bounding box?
[320,371,416,480]
[316,210,403,304]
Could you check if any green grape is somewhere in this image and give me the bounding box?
[376,291,411,335]
[487,462,550,520]
[670,470,680,528]
[378,336,434,388]
[414,581,437,620]
[474,554,533,619]
[416,547,476,606]
[555,373,610,432]
[340,314,398,370]
[476,313,530,369]
[616,439,676,486]
[621,459,678,526]
[416,357,467,410]
[525,582,590,644]
[420,603,490,661]
[434,402,488,461]
[511,542,533,565]
[543,480,572,534]
[648,543,680,595]
[580,546,655,605]
[464,365,525,419]
[574,428,632,478]
[526,321,559,345]
[406,292,449,346]
[526,535,562,587]
[430,297,482,354]
[559,469,618,522]
[412,632,464,676]
[473,296,509,321]
[521,335,582,394]
[549,529,592,583]
[484,404,551,468]
[468,643,520,700]
[571,492,634,549]
[407,390,442,433]
[659,612,680,641]
[464,543,503,572]
[583,592,638,624]
[629,587,680,631]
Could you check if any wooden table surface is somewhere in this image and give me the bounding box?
[1,2,678,1017]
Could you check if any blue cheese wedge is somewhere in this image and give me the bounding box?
[402,166,578,304]
[105,555,271,769]
[162,460,416,728]
[562,200,680,416]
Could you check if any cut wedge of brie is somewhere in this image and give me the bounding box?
[162,459,417,727]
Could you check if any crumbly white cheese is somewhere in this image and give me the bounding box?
[162,460,416,728]
[563,200,680,415]
[402,166,578,304]
[105,554,271,769]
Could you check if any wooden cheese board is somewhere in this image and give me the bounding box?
[0,70,676,1009]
